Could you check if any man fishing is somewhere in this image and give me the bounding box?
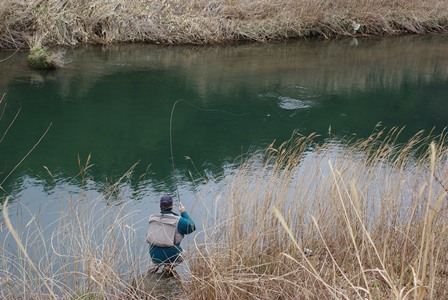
[146,195,196,275]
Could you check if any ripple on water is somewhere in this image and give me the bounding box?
[261,85,320,110]
[278,96,312,110]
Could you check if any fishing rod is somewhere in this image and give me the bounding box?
[169,99,182,204]
[168,99,249,204]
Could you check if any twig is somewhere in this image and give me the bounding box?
[0,48,20,63]
[0,107,21,144]
[2,197,57,299]
[0,123,52,186]
[433,173,448,194]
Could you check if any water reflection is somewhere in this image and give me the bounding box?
[1,36,448,97]
[0,35,447,212]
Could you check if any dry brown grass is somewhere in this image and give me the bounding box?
[1,117,448,298]
[0,0,447,48]
[186,128,448,299]
[0,154,148,299]
[1,195,148,299]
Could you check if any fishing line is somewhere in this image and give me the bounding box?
[169,99,249,203]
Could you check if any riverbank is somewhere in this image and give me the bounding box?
[1,0,448,49]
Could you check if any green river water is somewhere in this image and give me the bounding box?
[0,35,447,230]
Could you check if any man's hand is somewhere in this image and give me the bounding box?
[179,202,186,213]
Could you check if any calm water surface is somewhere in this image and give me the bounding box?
[0,35,447,232]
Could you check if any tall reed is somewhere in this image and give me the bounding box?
[186,128,448,299]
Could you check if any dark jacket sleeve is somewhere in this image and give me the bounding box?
[177,211,196,235]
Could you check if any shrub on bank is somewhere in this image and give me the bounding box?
[27,42,66,69]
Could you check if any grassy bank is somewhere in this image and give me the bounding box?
[1,128,448,299]
[1,0,448,48]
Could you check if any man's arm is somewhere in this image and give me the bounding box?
[177,202,196,234]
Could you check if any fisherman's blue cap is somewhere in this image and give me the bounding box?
[160,195,174,209]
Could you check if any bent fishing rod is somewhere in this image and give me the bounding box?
[168,99,249,204]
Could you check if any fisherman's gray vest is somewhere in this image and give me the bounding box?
[146,213,184,247]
